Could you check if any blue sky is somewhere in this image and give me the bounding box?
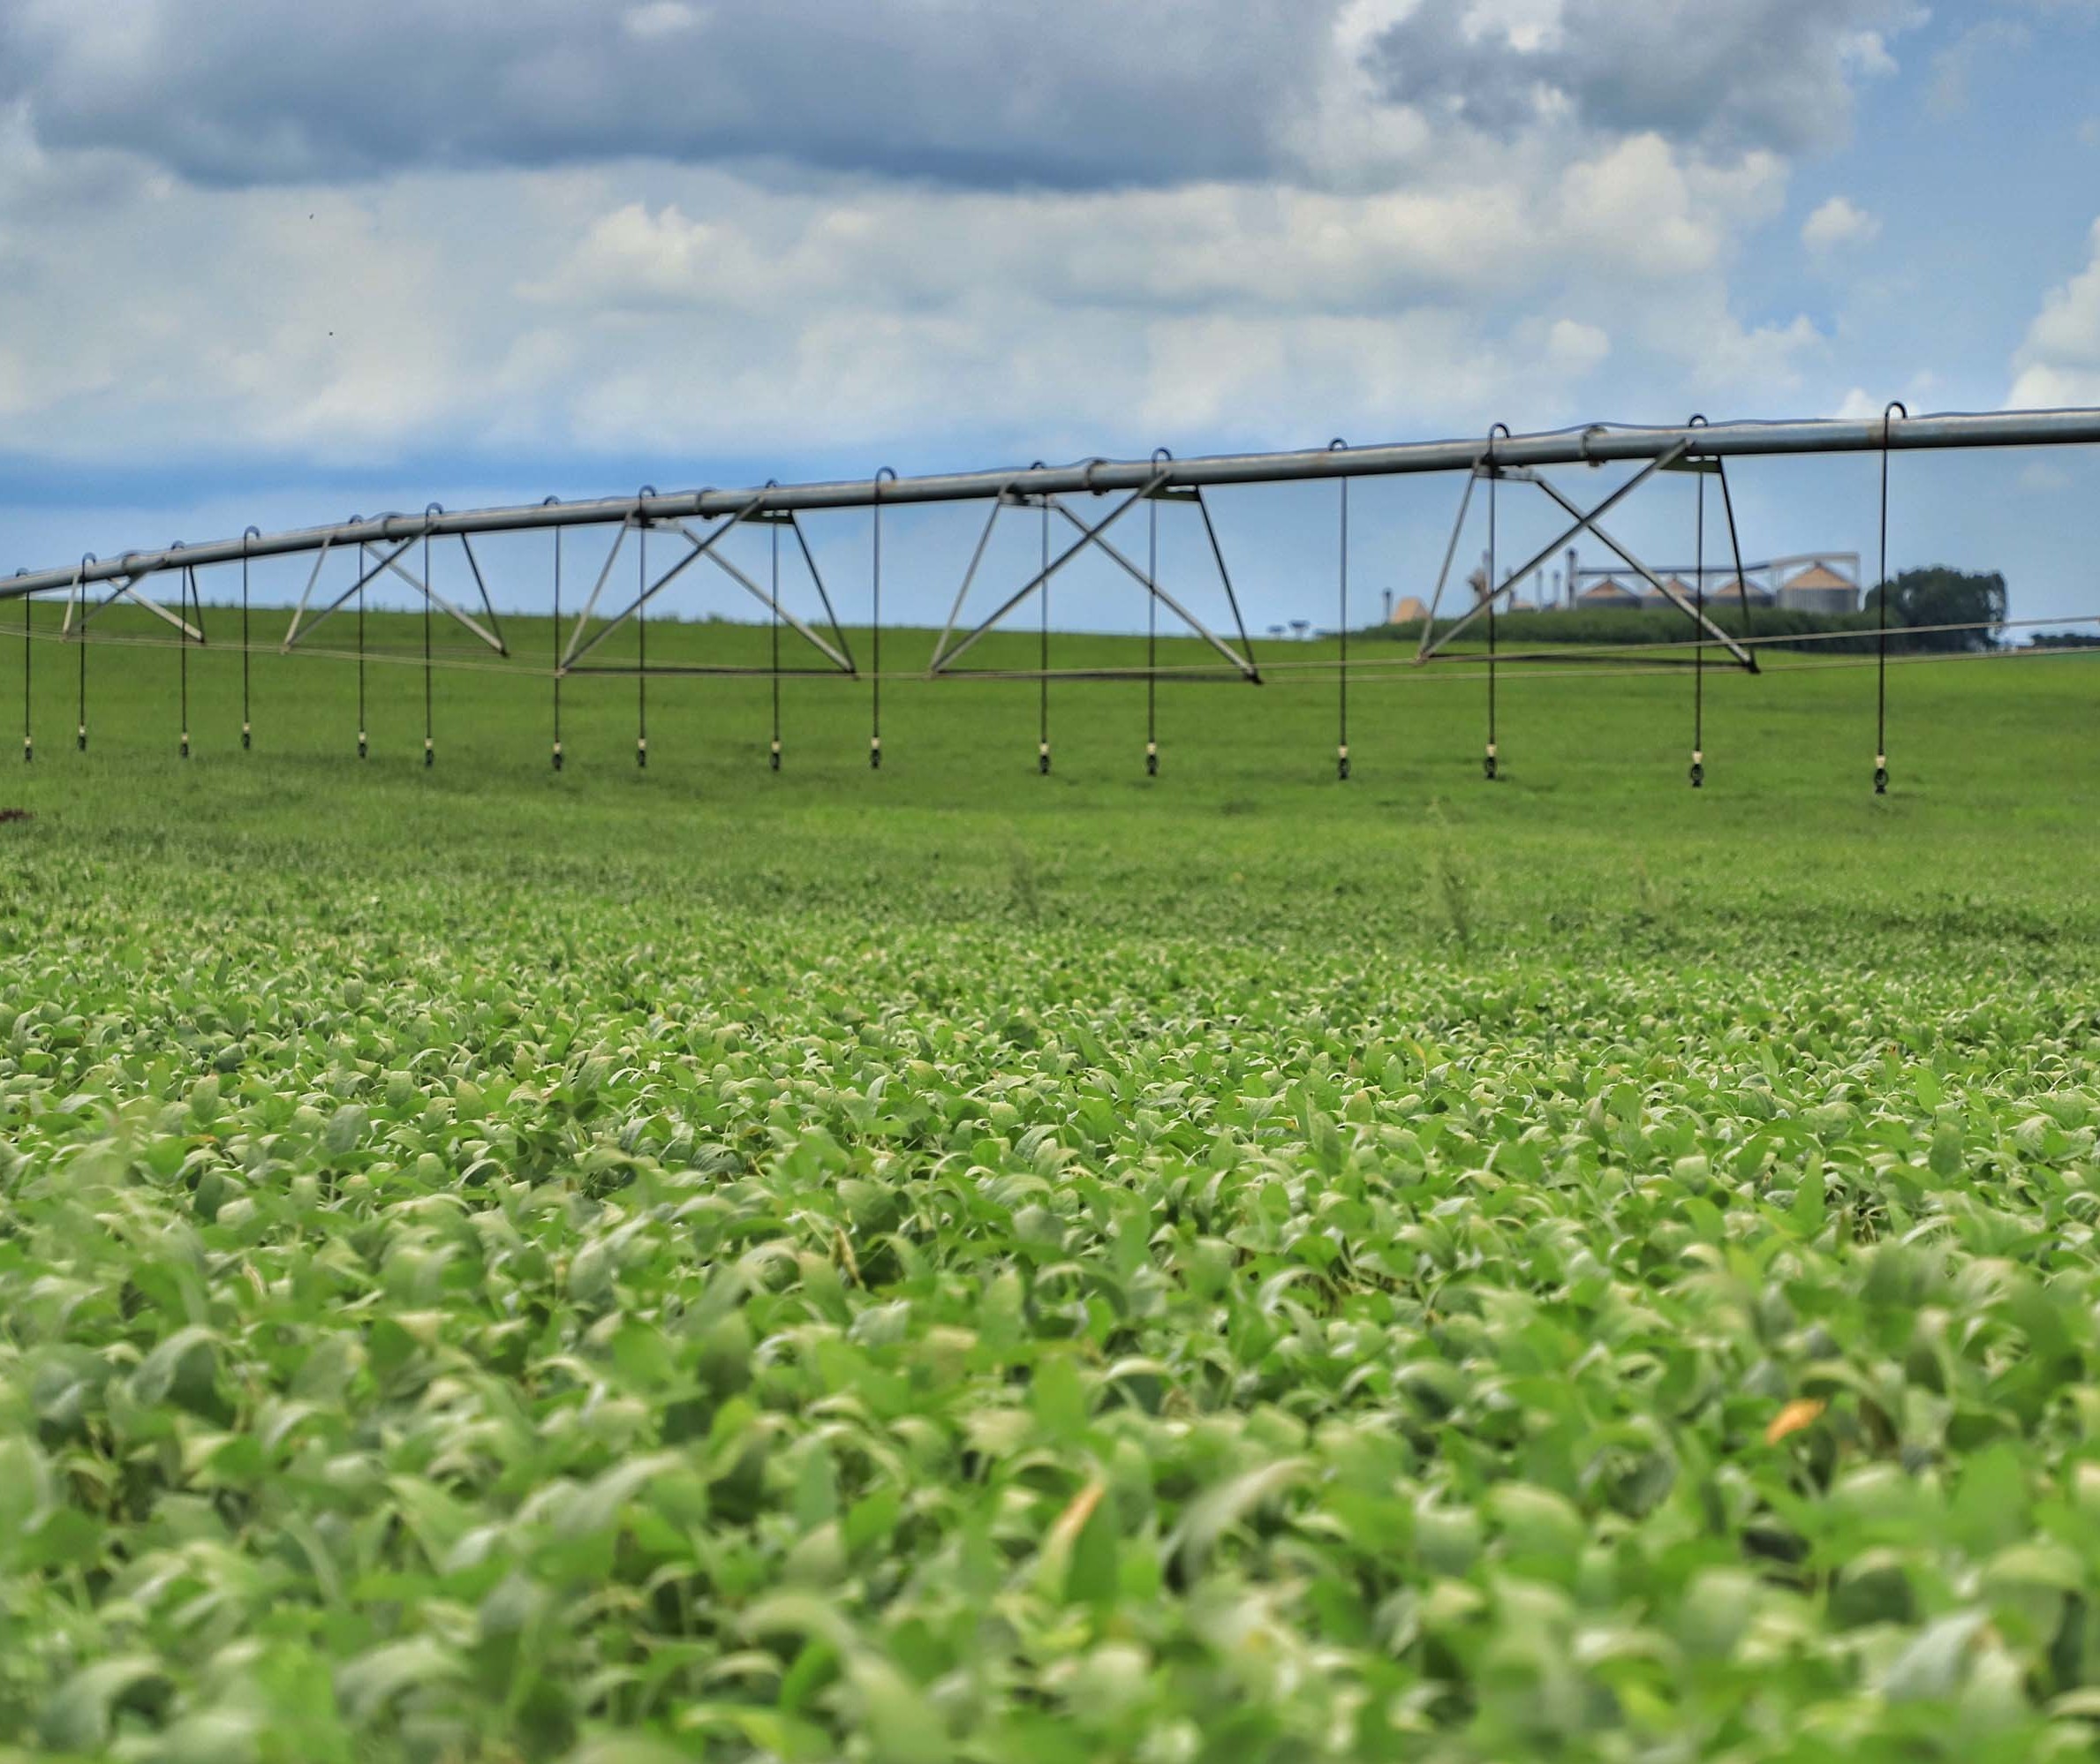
[2,0,2098,635]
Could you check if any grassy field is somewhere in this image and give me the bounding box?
[3,604,2099,1761]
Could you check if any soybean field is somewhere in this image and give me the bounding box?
[3,613,2099,1763]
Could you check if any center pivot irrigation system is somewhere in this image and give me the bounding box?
[8,404,2098,791]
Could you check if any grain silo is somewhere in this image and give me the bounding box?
[1779,562,1860,613]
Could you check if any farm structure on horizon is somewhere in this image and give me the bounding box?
[1394,551,1866,619]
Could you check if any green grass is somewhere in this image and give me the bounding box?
[3,604,2099,1761]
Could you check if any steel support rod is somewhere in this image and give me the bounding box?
[681,526,857,674]
[933,472,1169,674]
[1045,498,1259,682]
[1420,445,1689,661]
[283,539,417,650]
[562,494,767,671]
[1511,467,1756,670]
[12,406,2099,599]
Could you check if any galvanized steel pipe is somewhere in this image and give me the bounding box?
[9,406,2099,599]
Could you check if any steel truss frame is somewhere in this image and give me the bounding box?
[557,499,855,679]
[280,528,508,656]
[62,555,204,645]
[11,405,2099,606]
[927,474,1259,682]
[5,406,2095,706]
[1416,441,1757,670]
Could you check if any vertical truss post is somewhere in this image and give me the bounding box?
[1416,467,1481,660]
[1192,486,1259,685]
[928,484,1016,675]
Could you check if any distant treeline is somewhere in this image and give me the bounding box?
[1374,567,2009,655]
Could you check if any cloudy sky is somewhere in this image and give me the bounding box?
[3,0,2099,631]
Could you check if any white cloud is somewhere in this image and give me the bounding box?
[1370,0,1922,155]
[0,3,1915,487]
[1802,194,1881,251]
[623,4,706,41]
[2007,218,2100,406]
[1545,318,1611,373]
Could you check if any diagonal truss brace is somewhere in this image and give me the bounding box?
[64,563,205,644]
[1506,465,1757,671]
[561,494,763,668]
[283,533,507,654]
[284,539,411,650]
[664,516,857,675]
[1416,442,1757,665]
[562,490,845,672]
[927,469,1257,680]
[930,472,1166,674]
[1044,497,1259,682]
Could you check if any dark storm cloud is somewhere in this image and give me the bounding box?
[1371,0,1906,155]
[0,0,1343,190]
